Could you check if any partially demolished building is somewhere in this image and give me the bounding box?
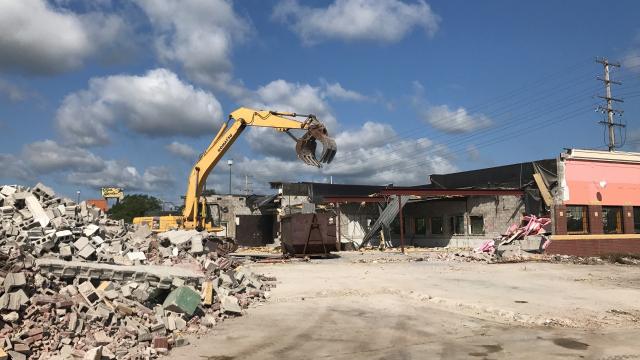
[276,149,640,256]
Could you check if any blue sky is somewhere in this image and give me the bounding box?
[1,0,639,204]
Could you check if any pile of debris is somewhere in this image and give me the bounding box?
[472,215,552,260]
[0,184,272,359]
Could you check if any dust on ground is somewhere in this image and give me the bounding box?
[169,250,640,360]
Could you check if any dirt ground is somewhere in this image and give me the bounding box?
[169,251,640,359]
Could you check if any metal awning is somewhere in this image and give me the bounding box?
[322,196,386,203]
[378,188,524,197]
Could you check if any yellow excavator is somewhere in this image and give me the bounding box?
[133,107,337,238]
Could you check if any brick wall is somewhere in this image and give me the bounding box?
[546,238,640,256]
[588,205,603,234]
[554,205,567,235]
[623,206,635,234]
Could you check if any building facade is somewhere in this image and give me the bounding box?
[548,149,640,255]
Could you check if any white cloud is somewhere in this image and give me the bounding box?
[0,154,32,181]
[230,79,455,186]
[242,79,338,160]
[273,0,440,44]
[22,140,104,174]
[0,0,129,75]
[251,80,337,126]
[335,122,394,150]
[55,68,223,147]
[423,105,492,134]
[166,141,199,161]
[68,161,174,192]
[134,0,249,95]
[208,121,456,191]
[321,81,368,102]
[1,139,173,192]
[0,79,28,102]
[623,51,640,73]
[325,123,456,184]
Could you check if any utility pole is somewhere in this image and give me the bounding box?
[227,159,233,194]
[596,57,625,151]
[243,174,253,195]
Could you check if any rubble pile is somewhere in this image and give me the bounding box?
[0,184,273,359]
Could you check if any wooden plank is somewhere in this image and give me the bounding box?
[533,173,553,206]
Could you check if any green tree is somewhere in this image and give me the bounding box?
[108,194,162,223]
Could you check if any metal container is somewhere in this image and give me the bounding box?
[280,213,337,256]
[235,214,276,246]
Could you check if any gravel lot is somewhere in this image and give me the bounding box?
[170,251,640,359]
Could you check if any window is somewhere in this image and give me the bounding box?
[602,206,623,234]
[430,217,443,235]
[634,207,640,234]
[450,215,465,235]
[566,205,588,234]
[414,218,426,235]
[470,216,484,235]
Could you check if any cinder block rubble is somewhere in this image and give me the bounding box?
[0,183,273,359]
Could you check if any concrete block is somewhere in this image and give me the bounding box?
[83,224,99,237]
[174,316,187,330]
[12,343,30,355]
[0,185,16,197]
[18,208,32,220]
[25,194,50,227]
[134,224,152,239]
[1,312,18,323]
[4,272,26,291]
[203,259,218,272]
[77,244,96,259]
[171,277,185,288]
[59,244,72,258]
[162,286,200,316]
[190,234,204,254]
[91,235,104,246]
[32,182,55,199]
[0,347,7,360]
[50,216,65,229]
[174,336,189,347]
[127,251,147,262]
[83,346,102,360]
[7,351,25,360]
[159,246,173,258]
[201,314,216,327]
[55,230,73,242]
[120,284,132,298]
[165,314,176,331]
[0,290,29,311]
[78,281,101,306]
[221,295,242,314]
[73,236,89,250]
[93,331,112,345]
[160,229,199,248]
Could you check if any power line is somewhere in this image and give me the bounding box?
[327,60,596,164]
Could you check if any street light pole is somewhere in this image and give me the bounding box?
[76,190,81,204]
[227,159,233,194]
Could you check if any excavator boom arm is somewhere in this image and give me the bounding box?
[182,107,336,228]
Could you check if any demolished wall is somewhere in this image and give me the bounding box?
[0,183,273,359]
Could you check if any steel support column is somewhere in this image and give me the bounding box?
[336,202,341,250]
[398,196,404,254]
